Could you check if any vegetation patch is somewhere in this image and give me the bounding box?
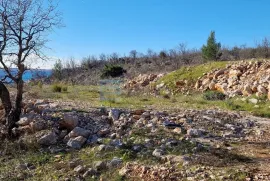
[157,61,228,92]
[101,65,126,78]
[203,91,226,101]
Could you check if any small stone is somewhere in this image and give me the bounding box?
[30,120,47,132]
[74,165,84,173]
[109,109,121,121]
[107,157,123,168]
[87,134,99,145]
[16,164,27,170]
[69,159,82,169]
[186,129,204,137]
[249,98,258,104]
[93,161,107,171]
[173,127,182,134]
[119,167,130,176]
[132,145,142,152]
[152,148,165,158]
[98,144,106,151]
[17,117,31,126]
[83,168,96,178]
[110,133,117,139]
[97,128,110,137]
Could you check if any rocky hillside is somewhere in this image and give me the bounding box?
[196,60,270,99]
[1,99,270,180]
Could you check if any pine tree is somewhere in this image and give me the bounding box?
[202,31,222,61]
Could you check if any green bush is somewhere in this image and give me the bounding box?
[38,81,43,89]
[62,86,68,92]
[203,91,226,101]
[101,64,126,78]
[52,84,62,92]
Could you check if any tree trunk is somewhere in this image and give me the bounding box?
[0,82,12,117]
[6,80,23,135]
[0,80,23,136]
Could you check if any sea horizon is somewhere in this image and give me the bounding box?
[0,69,52,82]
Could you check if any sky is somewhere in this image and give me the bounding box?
[44,0,270,68]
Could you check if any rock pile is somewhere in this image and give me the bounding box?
[124,73,165,91]
[1,99,269,180]
[196,60,270,98]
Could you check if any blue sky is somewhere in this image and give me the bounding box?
[47,0,270,64]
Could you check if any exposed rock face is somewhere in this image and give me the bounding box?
[196,60,270,99]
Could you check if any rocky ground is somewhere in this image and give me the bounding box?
[196,60,270,99]
[0,98,270,181]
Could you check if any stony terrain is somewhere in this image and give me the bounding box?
[196,60,270,99]
[124,73,165,92]
[0,98,270,180]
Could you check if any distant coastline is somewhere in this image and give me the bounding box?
[0,69,52,82]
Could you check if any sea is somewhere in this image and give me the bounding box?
[0,69,52,82]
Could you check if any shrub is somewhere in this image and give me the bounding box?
[52,84,62,92]
[38,81,43,89]
[52,59,63,80]
[101,64,126,78]
[203,91,226,101]
[62,86,68,92]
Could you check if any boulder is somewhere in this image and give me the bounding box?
[69,127,91,138]
[67,136,87,149]
[59,114,79,131]
[38,132,58,146]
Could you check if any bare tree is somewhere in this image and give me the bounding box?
[99,53,107,61]
[0,0,62,136]
[129,50,137,60]
[178,43,193,65]
[109,52,119,63]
